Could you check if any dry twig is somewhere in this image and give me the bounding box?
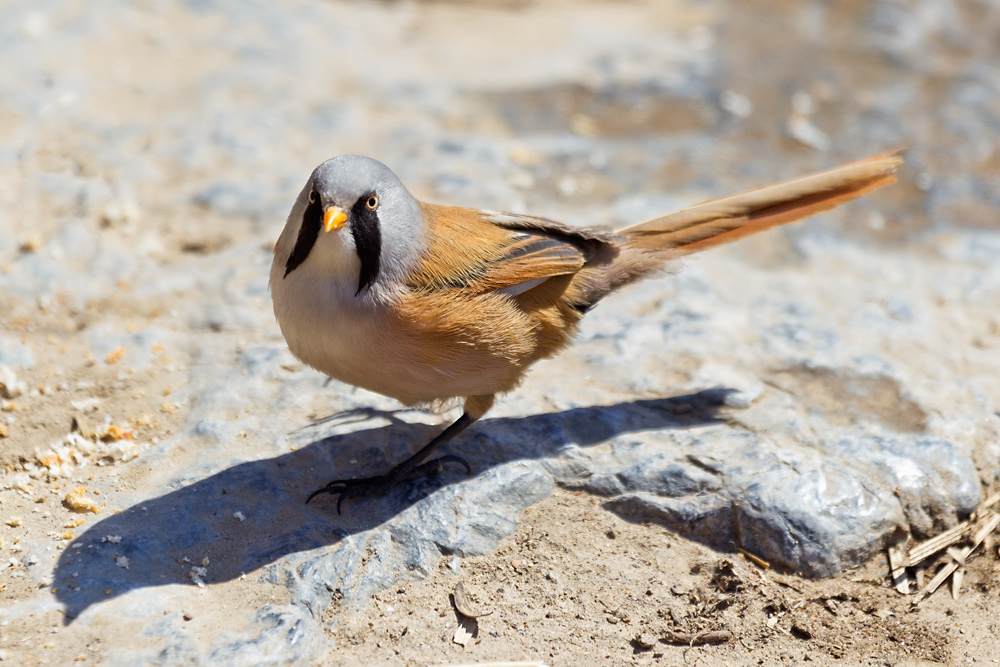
[887,492,1000,603]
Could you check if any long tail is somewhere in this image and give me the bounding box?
[620,150,903,254]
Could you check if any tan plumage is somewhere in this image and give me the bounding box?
[621,150,903,253]
[269,150,903,508]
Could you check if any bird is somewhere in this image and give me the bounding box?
[270,150,903,511]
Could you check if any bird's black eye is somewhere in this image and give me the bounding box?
[365,195,379,210]
[308,190,319,204]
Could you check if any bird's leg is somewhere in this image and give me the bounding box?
[307,395,494,513]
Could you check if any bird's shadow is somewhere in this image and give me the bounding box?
[53,389,732,623]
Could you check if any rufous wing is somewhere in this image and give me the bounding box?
[409,204,601,295]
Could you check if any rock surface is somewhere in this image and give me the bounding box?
[1,0,998,664]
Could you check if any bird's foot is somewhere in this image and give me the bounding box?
[306,455,471,514]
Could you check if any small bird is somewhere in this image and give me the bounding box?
[270,151,902,511]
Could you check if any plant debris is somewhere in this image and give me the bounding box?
[452,580,492,618]
[887,492,1000,603]
[661,629,734,645]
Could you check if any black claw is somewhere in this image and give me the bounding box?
[305,483,357,514]
[305,412,480,514]
[305,484,341,505]
[305,455,473,513]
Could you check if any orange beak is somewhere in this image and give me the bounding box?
[323,206,348,232]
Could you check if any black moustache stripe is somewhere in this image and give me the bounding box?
[350,193,382,294]
[284,192,323,278]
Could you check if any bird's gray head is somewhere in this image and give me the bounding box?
[282,155,424,296]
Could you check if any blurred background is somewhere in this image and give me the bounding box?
[3,0,998,262]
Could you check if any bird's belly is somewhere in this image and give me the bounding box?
[273,281,523,405]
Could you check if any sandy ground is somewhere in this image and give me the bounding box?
[4,486,1000,665]
[2,0,1000,665]
[321,488,1000,666]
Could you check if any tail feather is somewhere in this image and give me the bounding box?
[620,150,904,254]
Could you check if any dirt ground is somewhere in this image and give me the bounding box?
[3,472,999,665]
[322,488,1000,666]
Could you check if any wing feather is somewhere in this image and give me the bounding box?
[408,204,592,295]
